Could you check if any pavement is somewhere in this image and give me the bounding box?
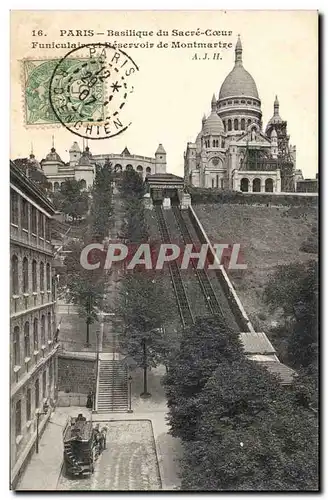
[16,387,182,491]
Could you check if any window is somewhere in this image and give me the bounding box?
[241,100,246,104]
[47,312,52,340]
[114,164,122,172]
[80,179,86,189]
[146,167,151,174]
[26,389,31,421]
[241,118,246,131]
[211,178,214,188]
[33,318,38,351]
[15,400,21,437]
[234,119,239,130]
[40,262,44,291]
[45,220,51,241]
[223,121,226,132]
[31,206,37,234]
[13,326,20,366]
[221,179,224,189]
[46,263,51,290]
[41,315,45,346]
[216,175,219,188]
[21,199,28,230]
[11,255,19,295]
[32,260,37,292]
[39,213,44,238]
[24,322,30,358]
[247,100,251,104]
[42,371,47,399]
[247,119,252,127]
[35,379,40,409]
[126,164,133,171]
[228,119,232,131]
[11,190,18,225]
[23,257,29,293]
[54,182,59,192]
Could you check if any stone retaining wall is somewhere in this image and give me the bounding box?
[58,353,96,394]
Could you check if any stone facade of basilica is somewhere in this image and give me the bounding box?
[184,36,300,193]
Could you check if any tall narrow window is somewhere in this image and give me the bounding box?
[41,315,46,346]
[11,190,18,225]
[216,175,219,188]
[45,219,51,241]
[13,326,20,366]
[47,312,52,340]
[234,119,239,130]
[39,213,44,239]
[35,379,40,409]
[40,262,44,291]
[21,199,28,230]
[31,206,37,234]
[228,119,232,131]
[33,318,38,351]
[26,389,31,421]
[241,118,246,131]
[42,371,47,399]
[11,255,19,295]
[24,322,30,358]
[46,263,51,290]
[23,257,29,293]
[15,400,21,437]
[32,260,37,292]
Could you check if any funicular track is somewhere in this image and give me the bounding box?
[172,206,224,319]
[154,206,194,327]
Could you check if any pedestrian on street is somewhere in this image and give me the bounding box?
[86,390,93,410]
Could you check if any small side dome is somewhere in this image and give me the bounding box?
[202,111,225,136]
[45,147,63,163]
[69,141,81,153]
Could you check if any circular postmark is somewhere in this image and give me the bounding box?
[49,43,139,140]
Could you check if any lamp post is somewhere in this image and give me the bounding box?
[127,375,133,413]
[35,408,48,454]
[140,338,151,399]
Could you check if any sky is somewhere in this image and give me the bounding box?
[10,10,318,179]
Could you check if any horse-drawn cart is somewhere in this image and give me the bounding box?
[63,414,107,477]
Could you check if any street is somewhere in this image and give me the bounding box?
[57,420,162,491]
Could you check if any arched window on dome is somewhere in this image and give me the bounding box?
[223,121,226,132]
[228,120,232,131]
[146,167,151,175]
[54,182,59,191]
[126,164,133,171]
[247,119,252,128]
[114,164,122,172]
[137,165,143,175]
[80,179,86,190]
[241,119,246,131]
[234,119,239,131]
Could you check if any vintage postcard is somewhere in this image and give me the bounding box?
[10,10,319,491]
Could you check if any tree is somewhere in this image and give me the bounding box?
[163,316,242,441]
[64,239,104,345]
[52,179,89,221]
[90,161,114,241]
[118,169,145,199]
[180,358,319,491]
[117,269,172,397]
[264,260,318,369]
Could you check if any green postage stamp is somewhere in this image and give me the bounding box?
[22,58,105,126]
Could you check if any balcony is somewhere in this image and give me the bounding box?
[10,225,53,255]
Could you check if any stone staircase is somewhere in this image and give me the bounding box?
[96,358,128,413]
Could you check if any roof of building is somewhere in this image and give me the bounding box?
[121,146,131,155]
[69,141,81,153]
[261,361,297,385]
[266,95,283,131]
[219,37,259,100]
[78,150,92,166]
[146,173,184,182]
[240,332,276,355]
[156,143,166,154]
[10,161,55,214]
[44,147,64,163]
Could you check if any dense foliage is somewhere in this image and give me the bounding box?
[163,315,319,491]
[51,179,89,221]
[90,160,114,241]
